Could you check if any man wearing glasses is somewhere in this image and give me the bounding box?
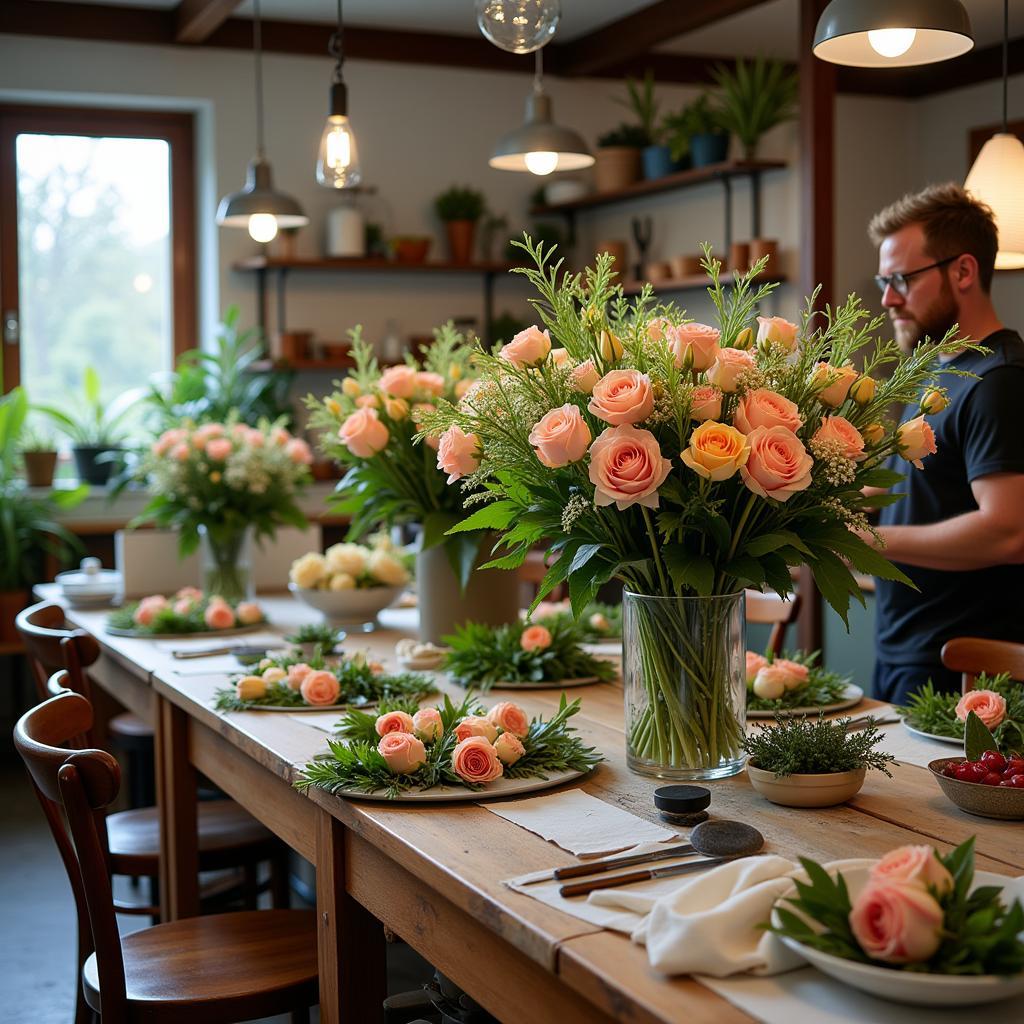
[866,183,1024,704]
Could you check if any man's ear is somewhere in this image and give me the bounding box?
[951,253,980,292]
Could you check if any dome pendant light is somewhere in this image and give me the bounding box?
[813,0,973,68]
[217,0,308,242]
[965,0,1024,270]
[316,0,362,188]
[489,48,593,175]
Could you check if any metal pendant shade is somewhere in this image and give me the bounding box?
[489,90,594,173]
[217,157,309,228]
[813,0,973,67]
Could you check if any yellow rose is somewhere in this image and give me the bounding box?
[384,397,410,421]
[920,388,949,415]
[599,329,624,361]
[325,542,366,576]
[236,675,267,701]
[863,422,886,444]
[262,667,287,684]
[341,379,361,398]
[290,551,328,589]
[328,572,356,591]
[680,421,750,482]
[849,376,876,405]
[367,550,410,586]
[733,326,754,351]
[325,397,342,416]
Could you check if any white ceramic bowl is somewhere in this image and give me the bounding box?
[289,582,404,631]
[746,763,866,807]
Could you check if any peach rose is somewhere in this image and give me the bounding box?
[204,602,236,630]
[587,369,654,426]
[681,421,750,482]
[356,394,380,409]
[245,428,265,448]
[812,362,858,408]
[339,408,389,458]
[500,325,551,368]
[451,735,504,784]
[896,415,937,470]
[486,701,530,738]
[171,442,191,462]
[286,662,313,690]
[813,416,866,462]
[173,597,194,616]
[270,427,290,447]
[285,438,313,464]
[520,625,552,652]
[773,658,810,691]
[755,315,799,353]
[528,404,592,468]
[133,595,167,627]
[646,316,672,342]
[746,650,768,683]
[412,707,443,743]
[262,666,286,684]
[752,664,789,701]
[549,347,571,368]
[955,689,1007,729]
[734,389,803,434]
[236,601,263,625]
[236,675,267,701]
[589,424,673,510]
[454,715,499,743]
[494,732,526,766]
[870,846,954,895]
[848,881,944,964]
[863,422,886,445]
[690,385,723,422]
[668,323,720,372]
[377,732,427,774]
[415,371,446,397]
[300,670,341,706]
[706,347,755,393]
[570,359,600,395]
[378,364,418,399]
[436,424,481,483]
[740,426,814,502]
[374,709,416,736]
[176,586,203,601]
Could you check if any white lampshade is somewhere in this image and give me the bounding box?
[965,133,1024,270]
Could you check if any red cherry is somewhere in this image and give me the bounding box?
[982,772,1003,786]
[955,763,988,783]
[942,762,959,777]
[998,779,1017,787]
[1006,774,1024,789]
[981,750,1007,772]
[1004,758,1024,776]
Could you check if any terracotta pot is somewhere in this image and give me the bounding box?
[278,330,312,361]
[593,147,641,193]
[393,238,431,264]
[749,238,779,275]
[645,261,671,283]
[0,589,29,645]
[746,762,866,807]
[672,255,703,278]
[23,450,58,488]
[729,242,751,275]
[445,220,477,265]
[595,240,627,275]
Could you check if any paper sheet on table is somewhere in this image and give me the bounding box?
[287,711,345,733]
[154,632,287,654]
[485,788,675,856]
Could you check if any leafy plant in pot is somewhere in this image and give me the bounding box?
[712,57,797,161]
[663,93,729,169]
[19,423,59,488]
[434,185,487,265]
[594,123,646,192]
[614,71,672,181]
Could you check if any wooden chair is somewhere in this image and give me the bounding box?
[941,637,1024,692]
[14,690,318,1024]
[744,590,802,657]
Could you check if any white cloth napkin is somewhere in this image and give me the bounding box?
[874,721,957,769]
[154,632,287,654]
[485,789,676,856]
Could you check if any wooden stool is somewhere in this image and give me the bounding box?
[745,590,802,657]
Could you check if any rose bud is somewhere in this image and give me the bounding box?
[599,329,624,361]
[733,326,754,350]
[920,388,949,415]
[862,422,886,445]
[494,732,526,766]
[236,675,267,701]
[849,375,876,405]
[262,667,287,685]
[341,378,361,398]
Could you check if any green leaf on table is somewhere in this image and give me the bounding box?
[964,710,999,761]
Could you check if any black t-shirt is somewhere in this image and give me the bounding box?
[875,329,1024,665]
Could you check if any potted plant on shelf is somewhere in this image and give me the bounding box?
[664,93,730,169]
[19,424,59,488]
[615,71,673,181]
[593,123,647,192]
[391,235,432,265]
[712,57,797,161]
[742,714,896,807]
[434,185,487,265]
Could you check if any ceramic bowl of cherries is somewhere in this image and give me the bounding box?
[929,750,1024,820]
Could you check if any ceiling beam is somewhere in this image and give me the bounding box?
[174,0,245,45]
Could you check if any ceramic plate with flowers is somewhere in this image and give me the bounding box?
[746,649,863,718]
[899,675,1024,750]
[107,588,267,637]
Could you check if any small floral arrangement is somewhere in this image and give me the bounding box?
[443,619,618,690]
[289,535,412,592]
[746,649,851,711]
[899,676,1024,753]
[534,598,623,640]
[770,838,1024,975]
[108,588,264,635]
[213,649,434,711]
[295,693,602,798]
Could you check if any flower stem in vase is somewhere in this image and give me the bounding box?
[198,523,254,604]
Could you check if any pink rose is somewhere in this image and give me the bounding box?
[589,424,672,510]
[494,732,526,766]
[231,423,249,438]
[734,389,803,434]
[746,650,768,683]
[195,423,224,441]
[773,658,810,691]
[339,408,390,458]
[451,735,504,784]
[415,371,446,397]
[740,426,814,502]
[755,315,799,353]
[378,364,418,399]
[374,710,416,736]
[171,442,191,462]
[668,323,720,371]
[412,707,443,742]
[500,325,551,368]
[955,689,1007,729]
[204,437,233,461]
[520,625,552,653]
[285,438,313,464]
[528,404,592,468]
[300,670,341,706]
[270,427,290,447]
[646,317,672,342]
[176,586,203,601]
[377,732,427,774]
[812,362,859,408]
[454,715,499,743]
[245,428,265,448]
[486,701,530,738]
[356,394,380,409]
[588,369,655,426]
[173,597,195,616]
[549,347,571,368]
[690,385,723,422]
[286,662,313,690]
[896,415,937,470]
[706,347,755,393]
[236,601,263,625]
[570,359,600,395]
[133,595,167,627]
[871,846,954,895]
[812,416,866,462]
[204,602,236,630]
[848,880,944,964]
[436,424,481,483]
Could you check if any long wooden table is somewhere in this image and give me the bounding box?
[42,588,1024,1024]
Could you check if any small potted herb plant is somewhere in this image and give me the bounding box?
[593,123,647,192]
[19,424,59,488]
[712,56,797,161]
[434,185,487,265]
[614,71,672,181]
[743,714,896,807]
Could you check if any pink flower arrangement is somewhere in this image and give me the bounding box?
[955,689,1007,729]
[520,625,552,652]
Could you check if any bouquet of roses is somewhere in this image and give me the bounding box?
[418,236,969,778]
[108,587,265,635]
[289,535,412,593]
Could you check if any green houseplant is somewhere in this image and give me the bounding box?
[594,123,647,192]
[663,93,728,167]
[434,186,487,265]
[614,71,674,181]
[712,57,798,160]
[18,424,59,488]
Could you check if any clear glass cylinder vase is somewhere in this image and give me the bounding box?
[623,590,746,781]
[197,523,254,604]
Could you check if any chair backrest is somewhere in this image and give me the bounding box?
[15,601,98,702]
[253,524,322,591]
[744,590,802,657]
[115,528,201,599]
[940,637,1024,692]
[14,690,128,1021]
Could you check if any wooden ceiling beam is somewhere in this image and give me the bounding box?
[174,0,245,45]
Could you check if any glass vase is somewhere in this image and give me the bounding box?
[198,523,254,604]
[623,590,746,781]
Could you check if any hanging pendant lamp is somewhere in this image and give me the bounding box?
[489,48,593,175]
[217,0,308,242]
[813,0,973,68]
[965,0,1024,270]
[316,0,362,188]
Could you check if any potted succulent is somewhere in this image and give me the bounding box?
[663,93,730,169]
[742,714,896,808]
[19,424,59,488]
[712,56,797,161]
[593,123,647,192]
[434,185,487,265]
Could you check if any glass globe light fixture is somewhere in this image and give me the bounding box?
[476,0,560,54]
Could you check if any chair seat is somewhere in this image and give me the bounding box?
[108,799,277,875]
[83,909,318,1023]
[109,711,154,742]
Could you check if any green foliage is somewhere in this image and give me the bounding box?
[109,595,264,636]
[434,186,487,223]
[662,94,726,162]
[596,123,650,149]
[742,713,896,777]
[613,70,660,145]
[537,599,623,640]
[746,649,851,712]
[490,311,529,345]
[17,423,57,454]
[35,365,147,446]
[285,623,343,648]
[712,57,798,158]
